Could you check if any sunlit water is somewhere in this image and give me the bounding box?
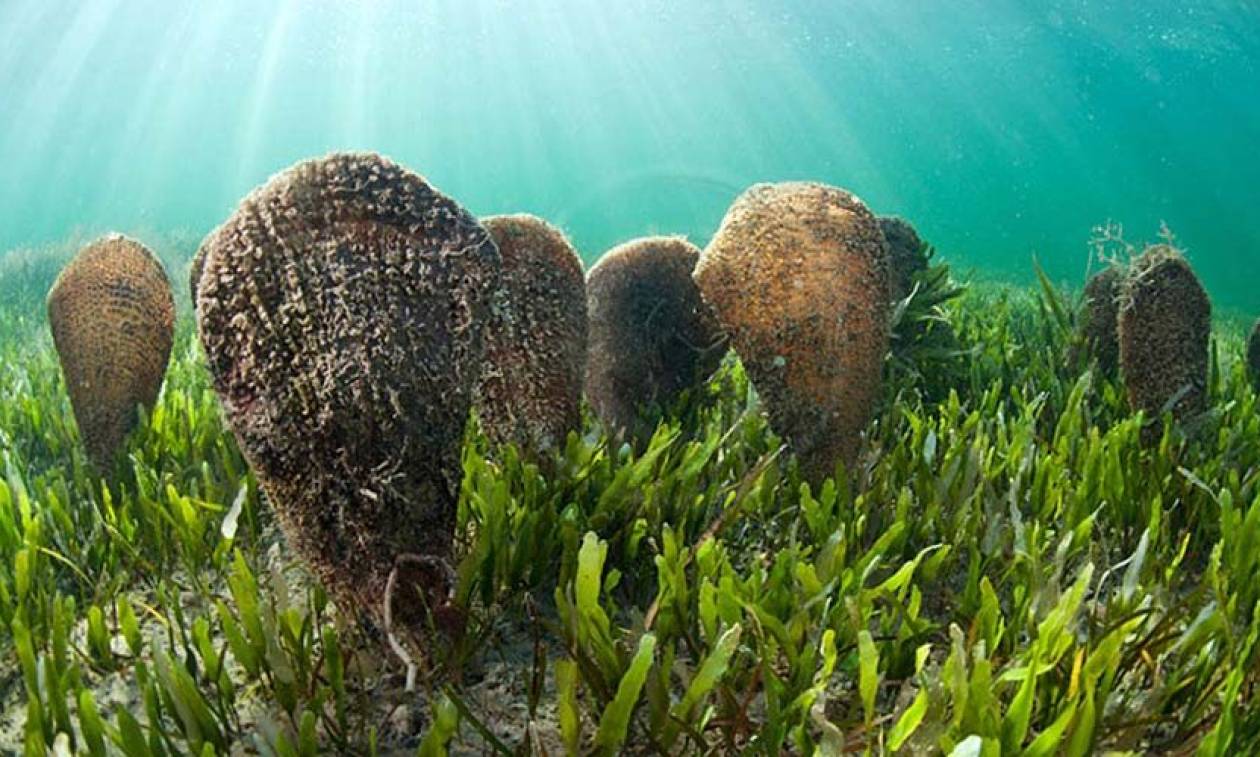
[2,0,1258,310]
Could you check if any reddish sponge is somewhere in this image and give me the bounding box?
[475,215,587,457]
[584,237,724,439]
[695,182,891,482]
[1117,245,1210,437]
[47,235,175,469]
[195,153,500,634]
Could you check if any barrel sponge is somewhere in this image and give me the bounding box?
[195,152,500,632]
[47,234,175,469]
[585,236,724,437]
[474,214,587,456]
[878,216,929,301]
[1076,266,1123,376]
[694,182,891,482]
[1117,245,1210,432]
[1248,319,1260,393]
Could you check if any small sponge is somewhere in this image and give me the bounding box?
[584,237,724,439]
[695,182,891,482]
[1117,245,1211,436]
[474,214,587,457]
[47,235,175,469]
[195,152,500,633]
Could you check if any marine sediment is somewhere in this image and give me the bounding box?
[195,152,500,635]
[1117,244,1210,437]
[584,236,724,439]
[474,214,587,457]
[46,234,175,469]
[694,182,891,482]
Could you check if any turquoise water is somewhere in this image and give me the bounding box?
[2,1,1258,310]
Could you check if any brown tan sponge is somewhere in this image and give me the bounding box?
[47,235,175,469]
[585,236,724,438]
[694,182,891,481]
[188,244,207,305]
[195,153,500,632]
[1117,245,1210,434]
[1076,265,1123,376]
[877,216,929,301]
[474,214,587,456]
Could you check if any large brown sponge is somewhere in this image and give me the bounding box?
[878,216,929,301]
[1076,265,1123,376]
[47,235,175,469]
[585,237,723,438]
[474,214,587,456]
[195,153,500,631]
[695,182,891,481]
[1117,245,1210,434]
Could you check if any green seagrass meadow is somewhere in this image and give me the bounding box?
[2,229,1260,756]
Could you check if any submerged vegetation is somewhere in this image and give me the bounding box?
[2,227,1260,756]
